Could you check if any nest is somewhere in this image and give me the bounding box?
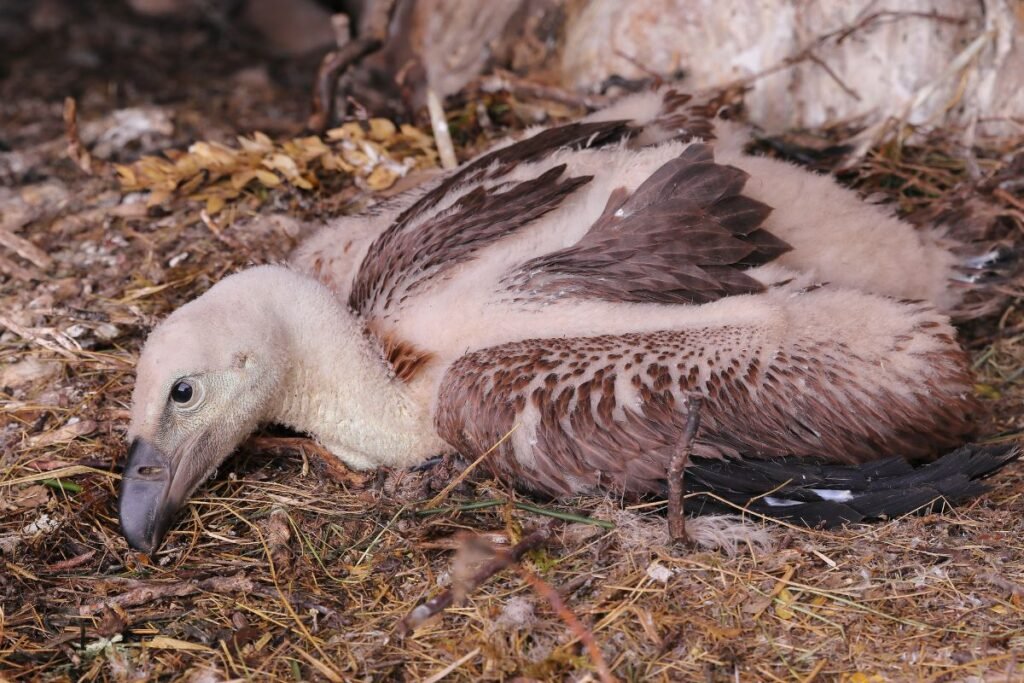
[1,5,1022,682]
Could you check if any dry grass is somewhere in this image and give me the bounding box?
[2,5,1023,682]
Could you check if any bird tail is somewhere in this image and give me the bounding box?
[684,443,1020,528]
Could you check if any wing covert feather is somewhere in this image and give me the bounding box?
[435,299,978,498]
[349,120,632,317]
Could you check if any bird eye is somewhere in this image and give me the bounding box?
[170,380,194,404]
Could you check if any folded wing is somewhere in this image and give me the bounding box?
[435,290,979,499]
[505,144,790,305]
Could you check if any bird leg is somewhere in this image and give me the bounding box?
[668,394,703,544]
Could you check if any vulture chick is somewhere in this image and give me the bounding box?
[121,88,1018,552]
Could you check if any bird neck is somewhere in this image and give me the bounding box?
[267,275,443,470]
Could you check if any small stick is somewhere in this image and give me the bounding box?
[425,89,457,170]
[469,68,610,111]
[307,0,396,132]
[426,423,518,508]
[78,573,257,616]
[520,567,618,683]
[63,97,98,176]
[668,394,703,544]
[0,227,52,269]
[394,524,553,637]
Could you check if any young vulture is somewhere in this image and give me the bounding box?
[120,88,1018,552]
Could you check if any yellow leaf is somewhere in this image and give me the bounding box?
[326,122,366,141]
[145,636,213,652]
[399,123,431,143]
[293,136,329,162]
[237,131,274,153]
[114,164,138,188]
[254,169,282,188]
[263,153,301,178]
[230,170,257,190]
[292,174,315,191]
[321,153,354,173]
[367,118,397,142]
[176,172,208,197]
[171,155,201,178]
[975,383,1001,399]
[341,147,370,169]
[189,141,238,170]
[147,190,171,207]
[846,674,885,683]
[774,588,796,620]
[365,165,398,191]
[205,194,225,215]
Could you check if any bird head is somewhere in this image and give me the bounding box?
[120,268,289,553]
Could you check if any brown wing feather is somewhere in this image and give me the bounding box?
[349,120,632,316]
[506,144,790,305]
[657,88,719,140]
[435,311,978,499]
[637,87,743,145]
[366,321,435,383]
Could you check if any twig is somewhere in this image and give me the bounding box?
[199,209,252,258]
[242,435,375,488]
[425,89,457,170]
[728,9,969,103]
[807,53,860,101]
[0,314,78,359]
[394,524,554,637]
[62,97,104,176]
[421,648,482,683]
[307,0,396,132]
[414,498,616,529]
[0,227,52,270]
[520,566,618,683]
[668,394,703,544]
[469,68,610,111]
[0,253,38,281]
[78,573,257,616]
[261,508,294,577]
[513,501,616,529]
[45,551,97,573]
[426,423,519,508]
[612,47,672,87]
[841,30,994,168]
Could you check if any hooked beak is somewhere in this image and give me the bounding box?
[119,438,181,553]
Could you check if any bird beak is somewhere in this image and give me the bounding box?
[119,438,181,553]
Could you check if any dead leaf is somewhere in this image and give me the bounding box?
[96,607,128,638]
[0,357,60,389]
[29,419,97,447]
[774,587,796,620]
[254,169,282,188]
[366,165,399,191]
[0,484,49,512]
[113,117,436,214]
[145,636,213,652]
[368,118,397,142]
